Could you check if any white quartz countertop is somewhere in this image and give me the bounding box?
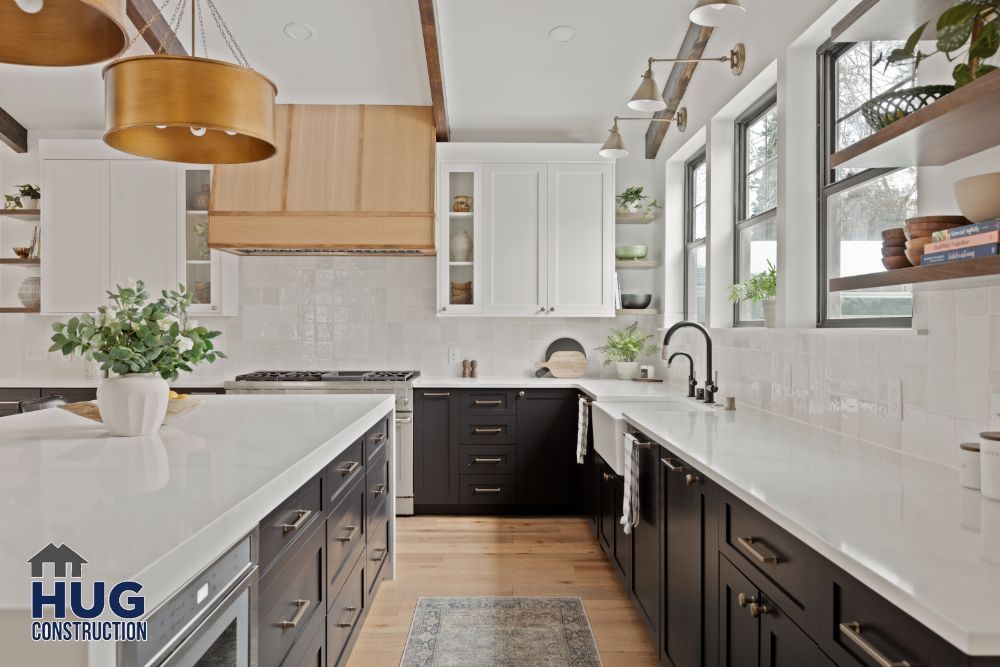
[0,377,227,389]
[623,406,1000,656]
[0,394,394,615]
[414,376,686,401]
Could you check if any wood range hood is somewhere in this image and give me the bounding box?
[209,104,436,255]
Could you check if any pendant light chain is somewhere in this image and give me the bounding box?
[203,0,252,69]
[119,0,252,69]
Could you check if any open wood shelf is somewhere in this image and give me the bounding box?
[615,212,654,225]
[831,0,952,42]
[829,255,1000,291]
[0,209,40,218]
[0,258,40,265]
[832,70,1000,169]
[616,260,657,269]
[0,306,40,313]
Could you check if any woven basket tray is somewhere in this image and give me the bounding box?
[60,398,201,425]
[861,85,954,131]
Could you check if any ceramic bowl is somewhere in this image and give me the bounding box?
[905,236,933,253]
[620,293,652,309]
[615,245,648,260]
[883,256,912,270]
[881,246,906,257]
[11,246,30,258]
[904,216,968,240]
[881,228,906,244]
[954,172,1000,223]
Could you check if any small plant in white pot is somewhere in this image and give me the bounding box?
[729,260,777,327]
[615,186,661,222]
[15,184,40,210]
[49,280,225,436]
[595,321,657,380]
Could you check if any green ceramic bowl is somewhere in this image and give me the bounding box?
[615,245,648,260]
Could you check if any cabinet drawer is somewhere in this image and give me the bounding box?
[823,571,959,667]
[0,388,41,416]
[458,415,516,444]
[367,446,390,521]
[325,438,364,508]
[41,387,97,403]
[460,390,515,415]
[460,474,516,504]
[327,476,365,607]
[259,523,324,667]
[365,416,390,462]
[328,549,366,667]
[722,498,816,617]
[260,476,322,575]
[461,445,516,475]
[278,596,324,667]
[366,504,390,597]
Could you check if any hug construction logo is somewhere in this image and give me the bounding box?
[28,543,147,642]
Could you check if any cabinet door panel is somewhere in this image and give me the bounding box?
[110,161,178,297]
[42,160,110,314]
[482,163,547,314]
[760,602,820,667]
[515,389,579,506]
[598,460,615,556]
[630,439,660,641]
[547,163,613,316]
[663,456,705,667]
[612,474,630,582]
[720,556,759,667]
[414,391,459,506]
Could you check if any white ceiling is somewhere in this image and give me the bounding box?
[0,0,429,132]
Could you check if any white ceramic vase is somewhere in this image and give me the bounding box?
[616,361,639,380]
[762,299,776,328]
[20,197,38,210]
[450,230,473,262]
[97,373,169,437]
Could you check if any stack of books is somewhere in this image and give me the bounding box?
[922,219,1000,266]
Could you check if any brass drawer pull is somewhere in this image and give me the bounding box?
[336,606,360,628]
[0,400,21,407]
[473,487,503,494]
[335,526,357,543]
[662,458,687,472]
[280,509,312,533]
[839,622,911,667]
[372,483,387,497]
[370,432,387,445]
[737,536,780,564]
[633,441,652,449]
[602,472,612,481]
[371,547,387,562]
[473,427,503,434]
[473,457,503,464]
[473,399,503,406]
[425,392,451,397]
[278,599,311,629]
[737,593,755,608]
[685,473,701,486]
[338,461,360,476]
[749,602,771,618]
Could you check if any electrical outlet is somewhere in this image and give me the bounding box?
[448,347,461,364]
[888,379,902,421]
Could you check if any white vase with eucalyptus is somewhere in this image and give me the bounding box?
[50,280,225,436]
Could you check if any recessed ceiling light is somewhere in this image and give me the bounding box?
[547,26,575,43]
[284,23,315,40]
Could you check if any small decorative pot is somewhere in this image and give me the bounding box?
[616,361,639,380]
[16,276,41,308]
[981,432,1000,501]
[97,373,169,437]
[19,196,38,210]
[960,442,982,490]
[192,184,210,211]
[450,230,473,262]
[451,195,472,213]
[761,299,776,328]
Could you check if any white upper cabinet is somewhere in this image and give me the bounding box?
[483,163,548,315]
[436,144,614,318]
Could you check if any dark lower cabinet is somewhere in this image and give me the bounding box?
[629,434,660,643]
[515,389,580,507]
[414,390,459,507]
[594,454,629,583]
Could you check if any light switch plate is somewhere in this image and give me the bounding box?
[448,347,461,364]
[888,379,902,421]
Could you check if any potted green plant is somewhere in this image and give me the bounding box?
[615,186,661,222]
[729,260,777,327]
[15,184,40,210]
[3,194,21,210]
[595,321,657,379]
[865,1,999,129]
[49,280,225,436]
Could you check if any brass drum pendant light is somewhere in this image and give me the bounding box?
[0,0,128,66]
[103,0,277,164]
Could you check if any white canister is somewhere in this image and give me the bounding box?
[981,432,1000,501]
[960,442,981,490]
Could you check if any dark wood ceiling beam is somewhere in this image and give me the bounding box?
[417,0,449,142]
[0,106,28,154]
[126,0,187,56]
[644,22,714,159]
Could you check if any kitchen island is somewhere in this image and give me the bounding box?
[0,394,395,666]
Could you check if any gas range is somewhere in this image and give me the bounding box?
[224,370,419,411]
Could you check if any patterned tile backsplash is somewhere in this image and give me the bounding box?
[7,256,999,469]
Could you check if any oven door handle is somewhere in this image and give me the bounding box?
[395,416,412,424]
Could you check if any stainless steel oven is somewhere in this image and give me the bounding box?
[119,535,257,667]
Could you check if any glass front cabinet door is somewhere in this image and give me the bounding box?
[437,163,483,315]
[177,166,238,315]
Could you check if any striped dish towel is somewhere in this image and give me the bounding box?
[621,433,640,534]
[576,396,590,464]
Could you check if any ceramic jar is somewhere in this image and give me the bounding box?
[959,442,981,490]
[450,230,473,262]
[17,276,40,308]
[980,432,1000,501]
[19,196,38,210]
[97,373,169,436]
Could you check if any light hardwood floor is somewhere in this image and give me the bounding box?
[347,516,660,666]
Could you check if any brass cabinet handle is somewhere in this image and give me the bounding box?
[473,427,503,434]
[335,526,357,543]
[518,391,526,397]
[424,392,450,397]
[278,599,311,629]
[372,483,387,497]
[839,622,911,667]
[737,592,756,608]
[473,487,502,494]
[602,473,612,481]
[370,432,387,445]
[473,457,503,464]
[473,399,503,406]
[338,461,361,476]
[395,416,413,424]
[336,605,360,628]
[737,536,780,564]
[685,473,701,486]
[749,602,771,618]
[0,401,21,406]
[662,458,687,472]
[371,547,387,562]
[280,509,312,533]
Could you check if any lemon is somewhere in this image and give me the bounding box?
[168,390,179,400]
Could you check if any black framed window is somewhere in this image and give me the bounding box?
[684,149,707,323]
[734,90,778,324]
[818,41,916,327]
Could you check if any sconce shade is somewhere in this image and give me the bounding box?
[690,0,746,27]
[628,68,667,112]
[599,126,628,159]
[0,0,128,66]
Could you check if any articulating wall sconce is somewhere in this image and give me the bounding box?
[598,109,687,159]
[628,43,746,112]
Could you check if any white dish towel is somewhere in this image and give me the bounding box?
[576,396,590,464]
[621,433,640,534]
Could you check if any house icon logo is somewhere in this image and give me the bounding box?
[27,543,88,578]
